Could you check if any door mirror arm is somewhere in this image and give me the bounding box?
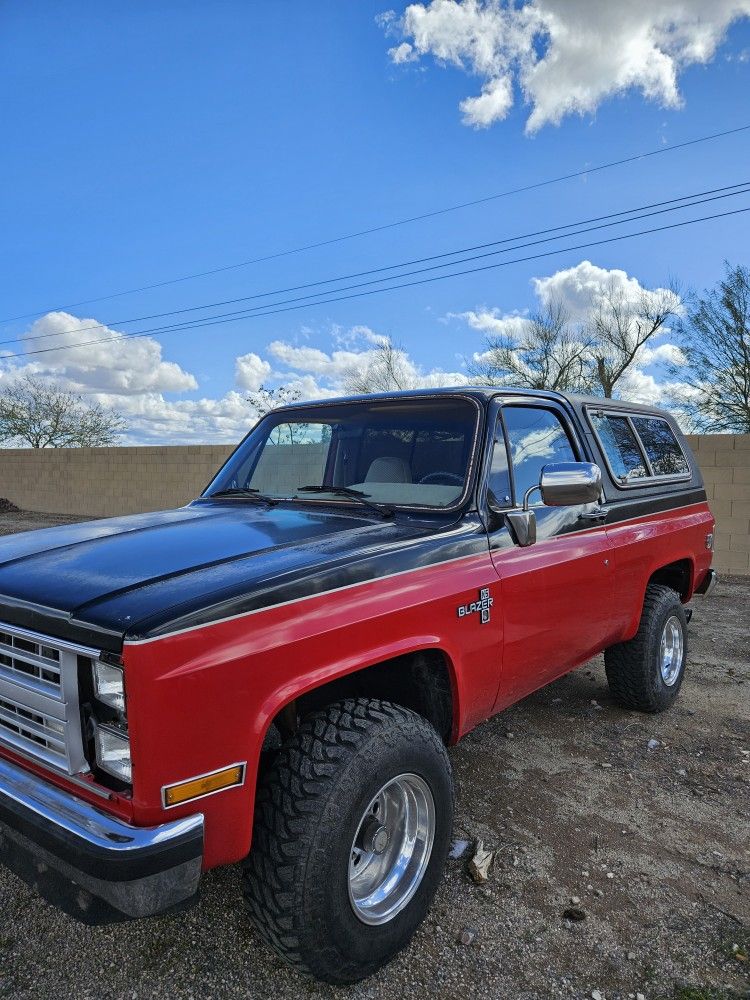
[522,484,542,511]
[504,508,537,547]
[486,493,536,546]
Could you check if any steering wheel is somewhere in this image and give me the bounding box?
[418,472,464,486]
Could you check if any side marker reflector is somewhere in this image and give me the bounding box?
[163,763,245,807]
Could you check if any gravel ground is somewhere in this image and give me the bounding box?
[0,510,748,1000]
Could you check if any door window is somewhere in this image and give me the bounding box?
[503,406,577,504]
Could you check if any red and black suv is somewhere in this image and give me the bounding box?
[0,388,716,982]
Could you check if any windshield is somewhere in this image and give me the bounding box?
[204,396,480,510]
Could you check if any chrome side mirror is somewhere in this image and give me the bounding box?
[525,461,602,509]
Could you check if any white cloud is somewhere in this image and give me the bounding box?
[382,0,750,130]
[390,41,419,62]
[267,330,469,392]
[0,311,257,446]
[267,340,373,379]
[2,278,689,447]
[234,351,271,391]
[452,258,688,404]
[638,342,686,366]
[97,390,256,446]
[2,318,471,445]
[450,307,530,339]
[20,312,197,395]
[532,259,678,321]
[460,76,513,127]
[616,368,666,405]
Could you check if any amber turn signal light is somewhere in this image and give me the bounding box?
[163,763,245,807]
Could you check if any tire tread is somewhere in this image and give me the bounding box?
[605,583,687,712]
[242,697,450,982]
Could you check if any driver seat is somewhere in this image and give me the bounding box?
[365,457,412,483]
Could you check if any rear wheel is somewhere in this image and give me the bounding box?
[605,583,689,712]
[243,698,454,984]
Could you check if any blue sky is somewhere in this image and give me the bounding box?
[1,1,750,442]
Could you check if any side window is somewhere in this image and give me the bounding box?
[503,406,577,504]
[591,412,689,483]
[631,416,689,477]
[590,413,649,482]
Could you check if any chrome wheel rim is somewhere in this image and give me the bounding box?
[660,615,684,686]
[348,773,435,926]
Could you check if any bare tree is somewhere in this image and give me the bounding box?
[246,384,303,420]
[669,263,750,433]
[0,375,125,448]
[342,337,415,394]
[246,384,307,444]
[587,279,680,398]
[467,299,594,392]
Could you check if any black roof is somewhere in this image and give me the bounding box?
[276,385,669,416]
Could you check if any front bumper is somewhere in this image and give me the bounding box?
[0,756,203,924]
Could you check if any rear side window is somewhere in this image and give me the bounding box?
[590,414,648,482]
[590,410,689,485]
[631,416,689,477]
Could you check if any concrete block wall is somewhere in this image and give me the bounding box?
[252,442,329,495]
[686,435,750,576]
[0,435,747,574]
[0,445,233,519]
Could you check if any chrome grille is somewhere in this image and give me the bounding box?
[0,629,62,690]
[0,623,93,774]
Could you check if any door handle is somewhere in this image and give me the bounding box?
[579,506,607,523]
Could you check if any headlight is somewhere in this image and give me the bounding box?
[94,724,132,783]
[92,660,126,715]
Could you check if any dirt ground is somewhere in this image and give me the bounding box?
[0,510,748,1000]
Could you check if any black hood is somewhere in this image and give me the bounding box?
[0,502,482,651]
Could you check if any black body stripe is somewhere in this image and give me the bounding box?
[125,520,491,641]
[134,490,709,643]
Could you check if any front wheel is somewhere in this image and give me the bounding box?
[243,698,454,984]
[605,583,689,712]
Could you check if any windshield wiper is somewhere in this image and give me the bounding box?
[205,487,278,506]
[297,485,394,519]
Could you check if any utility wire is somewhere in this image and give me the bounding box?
[2,121,749,325]
[3,203,748,363]
[6,180,749,349]
[68,185,746,335]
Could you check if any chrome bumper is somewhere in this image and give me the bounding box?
[0,756,203,924]
[695,568,718,597]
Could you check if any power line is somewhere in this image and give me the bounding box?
[6,180,749,349]
[4,203,748,363]
[2,121,749,325]
[78,185,748,335]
